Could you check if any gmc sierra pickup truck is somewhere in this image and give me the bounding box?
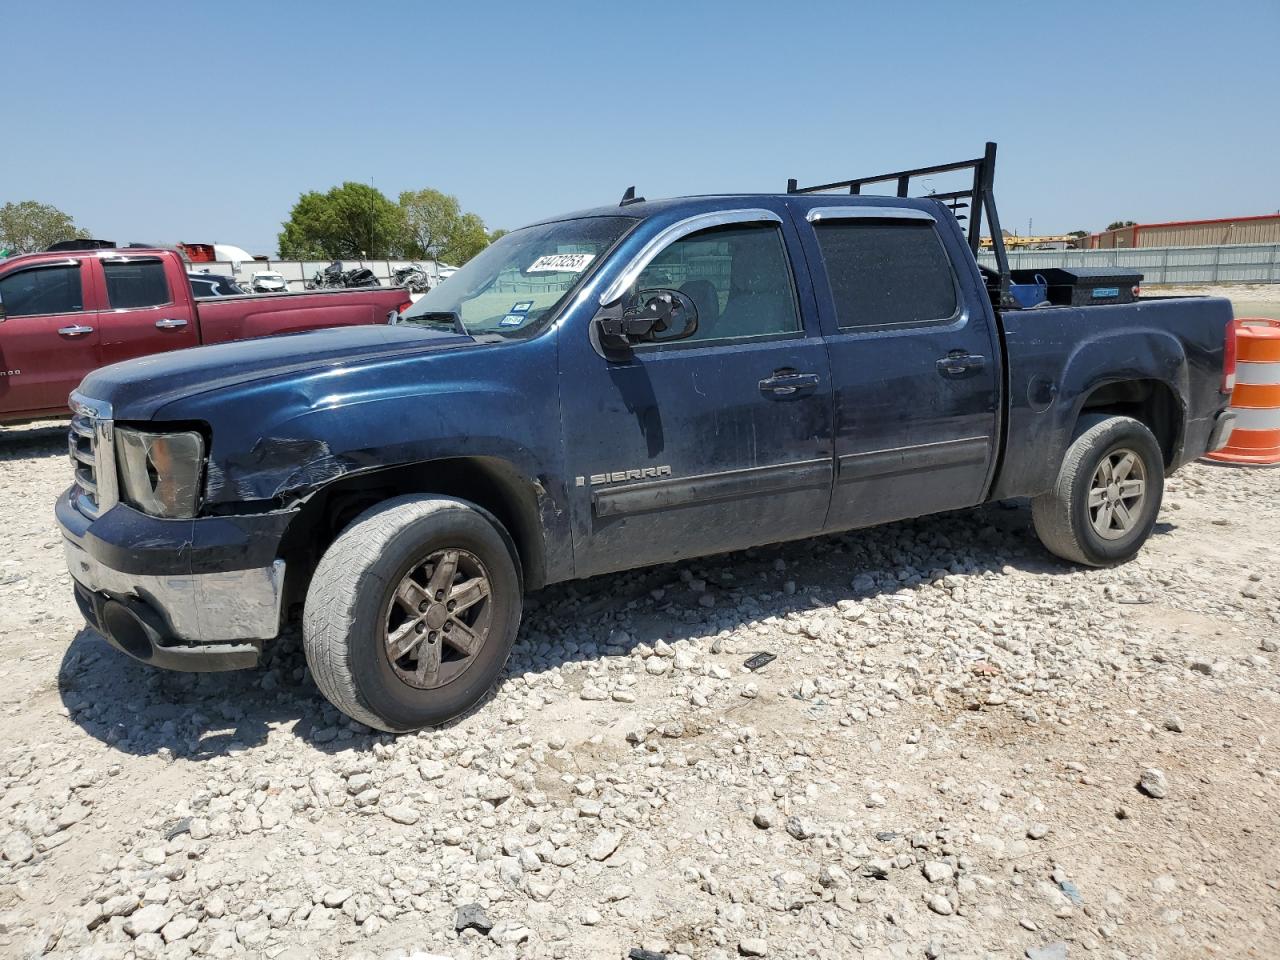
[0,248,410,424]
[56,145,1237,733]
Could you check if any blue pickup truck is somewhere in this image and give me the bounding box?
[57,145,1237,732]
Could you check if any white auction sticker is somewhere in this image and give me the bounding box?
[526,253,595,273]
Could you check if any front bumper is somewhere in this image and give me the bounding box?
[57,489,295,671]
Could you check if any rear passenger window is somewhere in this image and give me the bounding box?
[0,265,84,317]
[103,260,171,309]
[635,223,800,343]
[814,221,958,329]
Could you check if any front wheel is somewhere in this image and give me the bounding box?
[303,496,522,732]
[1032,414,1165,567]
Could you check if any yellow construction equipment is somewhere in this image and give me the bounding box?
[980,235,1078,249]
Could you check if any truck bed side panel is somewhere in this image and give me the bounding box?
[992,297,1232,500]
[195,288,406,344]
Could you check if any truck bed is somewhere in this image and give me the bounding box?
[992,295,1234,499]
[195,287,409,344]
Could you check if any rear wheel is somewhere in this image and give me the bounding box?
[1032,414,1164,566]
[303,496,521,732]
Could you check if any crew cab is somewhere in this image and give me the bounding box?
[56,145,1237,733]
[0,248,410,424]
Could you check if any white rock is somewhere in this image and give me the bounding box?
[927,894,954,916]
[923,861,954,883]
[645,657,672,676]
[124,904,173,938]
[1139,768,1168,799]
[489,918,531,945]
[323,888,354,907]
[589,830,622,861]
[2,831,34,863]
[383,805,421,825]
[161,916,198,943]
[479,779,513,803]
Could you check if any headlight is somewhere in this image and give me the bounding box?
[115,428,205,518]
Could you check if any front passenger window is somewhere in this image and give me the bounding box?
[0,266,84,317]
[635,223,800,343]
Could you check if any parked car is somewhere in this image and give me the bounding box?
[55,144,1236,734]
[0,247,411,424]
[187,272,245,298]
[250,271,289,294]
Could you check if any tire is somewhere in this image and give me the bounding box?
[303,496,522,732]
[1031,414,1165,567]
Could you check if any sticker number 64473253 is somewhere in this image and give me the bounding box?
[527,253,595,273]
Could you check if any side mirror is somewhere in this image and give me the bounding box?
[591,289,699,360]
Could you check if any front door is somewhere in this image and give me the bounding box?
[0,260,99,418]
[561,210,834,578]
[792,202,1001,532]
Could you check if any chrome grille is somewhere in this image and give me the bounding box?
[69,412,99,515]
[67,393,118,519]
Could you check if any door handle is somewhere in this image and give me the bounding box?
[155,318,188,329]
[759,371,821,397]
[936,352,986,377]
[57,325,94,337]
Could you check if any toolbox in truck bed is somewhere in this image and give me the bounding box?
[1013,266,1142,306]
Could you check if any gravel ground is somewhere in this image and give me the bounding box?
[1,421,1278,960]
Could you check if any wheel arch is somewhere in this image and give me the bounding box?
[1074,377,1184,467]
[277,456,551,615]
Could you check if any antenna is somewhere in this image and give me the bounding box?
[619,186,645,206]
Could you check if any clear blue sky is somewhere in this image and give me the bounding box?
[5,0,1277,254]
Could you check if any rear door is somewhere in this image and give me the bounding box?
[0,259,99,418]
[561,208,834,577]
[91,254,199,364]
[792,203,1001,532]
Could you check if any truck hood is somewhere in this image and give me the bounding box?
[79,324,473,420]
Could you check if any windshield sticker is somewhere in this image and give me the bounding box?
[511,301,534,313]
[499,314,526,327]
[526,253,595,274]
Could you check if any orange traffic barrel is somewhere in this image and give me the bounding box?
[1207,318,1280,465]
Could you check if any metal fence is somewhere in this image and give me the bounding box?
[978,243,1280,284]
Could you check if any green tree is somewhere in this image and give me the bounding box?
[0,200,87,254]
[441,212,491,265]
[488,228,509,244]
[1106,220,1137,231]
[398,188,495,265]
[1068,230,1088,238]
[278,183,405,259]
[399,188,462,261]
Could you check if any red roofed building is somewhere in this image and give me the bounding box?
[1079,213,1280,249]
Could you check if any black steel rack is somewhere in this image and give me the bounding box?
[787,141,1012,307]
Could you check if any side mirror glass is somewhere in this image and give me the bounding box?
[591,288,698,360]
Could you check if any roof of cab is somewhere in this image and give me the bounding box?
[0,247,180,271]
[527,192,948,227]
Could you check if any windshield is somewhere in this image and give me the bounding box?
[400,216,636,337]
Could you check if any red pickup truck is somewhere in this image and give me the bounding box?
[0,248,410,424]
